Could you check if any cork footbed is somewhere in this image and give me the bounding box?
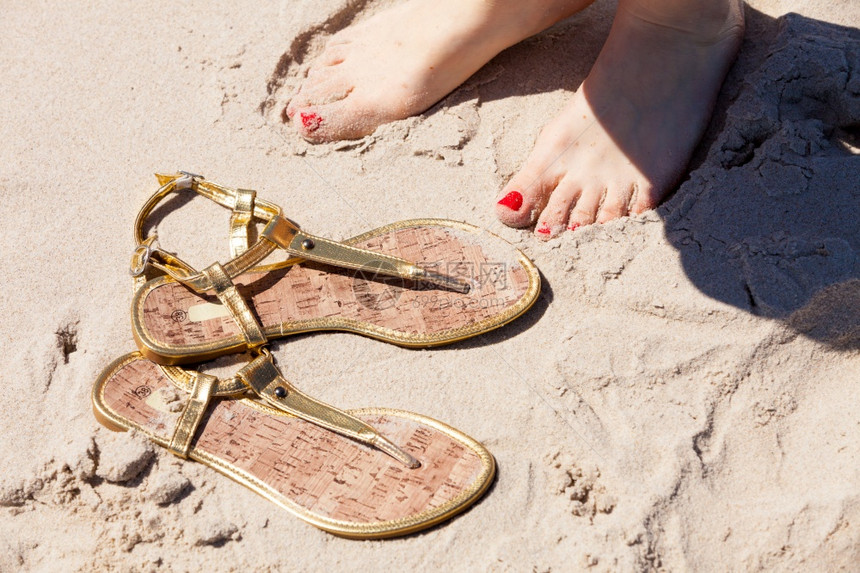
[92,353,495,538]
[132,220,540,364]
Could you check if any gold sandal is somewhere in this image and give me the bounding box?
[130,172,541,365]
[92,350,495,538]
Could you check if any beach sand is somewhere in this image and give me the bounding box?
[1,0,858,570]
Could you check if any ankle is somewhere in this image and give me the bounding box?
[467,0,596,42]
[619,0,745,43]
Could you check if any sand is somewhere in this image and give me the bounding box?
[1,0,858,570]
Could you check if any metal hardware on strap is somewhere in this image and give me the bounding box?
[178,170,204,181]
[201,263,268,349]
[129,236,157,277]
[237,350,420,469]
[168,372,217,458]
[173,173,194,191]
[259,214,301,247]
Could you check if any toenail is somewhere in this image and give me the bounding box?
[497,191,523,211]
[537,223,551,235]
[568,222,581,232]
[300,112,323,132]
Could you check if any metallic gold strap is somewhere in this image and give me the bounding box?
[141,216,295,294]
[229,188,256,258]
[168,372,217,458]
[262,217,471,294]
[152,172,281,221]
[161,364,248,396]
[130,175,209,280]
[201,263,267,349]
[237,351,420,468]
[132,172,469,293]
[131,173,281,283]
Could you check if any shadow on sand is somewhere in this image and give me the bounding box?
[656,9,860,350]
[476,6,859,350]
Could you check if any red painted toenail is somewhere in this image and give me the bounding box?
[537,223,551,235]
[568,222,580,232]
[300,112,322,132]
[497,191,523,211]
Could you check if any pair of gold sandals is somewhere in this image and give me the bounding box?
[92,172,541,538]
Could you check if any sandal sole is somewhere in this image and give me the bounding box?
[133,219,540,365]
[92,352,496,538]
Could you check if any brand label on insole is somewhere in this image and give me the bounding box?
[188,302,230,322]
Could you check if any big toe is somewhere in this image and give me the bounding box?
[494,160,556,229]
[286,76,376,141]
[288,96,380,142]
[287,74,353,109]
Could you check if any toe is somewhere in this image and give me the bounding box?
[495,156,558,229]
[306,65,334,80]
[297,109,326,140]
[317,45,347,67]
[595,182,634,224]
[325,29,353,47]
[629,179,659,215]
[567,186,604,229]
[534,178,582,240]
[285,88,315,120]
[299,77,354,105]
[286,76,354,122]
[285,96,303,120]
[290,96,378,142]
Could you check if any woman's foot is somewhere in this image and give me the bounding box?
[286,0,593,142]
[495,0,745,238]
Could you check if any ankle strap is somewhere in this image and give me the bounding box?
[130,172,285,281]
[131,172,471,294]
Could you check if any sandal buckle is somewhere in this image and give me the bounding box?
[129,239,154,277]
[177,171,204,191]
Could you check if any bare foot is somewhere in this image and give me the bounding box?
[286,0,593,142]
[495,0,745,238]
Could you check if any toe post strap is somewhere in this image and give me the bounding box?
[262,218,472,294]
[237,350,421,469]
[168,371,217,458]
